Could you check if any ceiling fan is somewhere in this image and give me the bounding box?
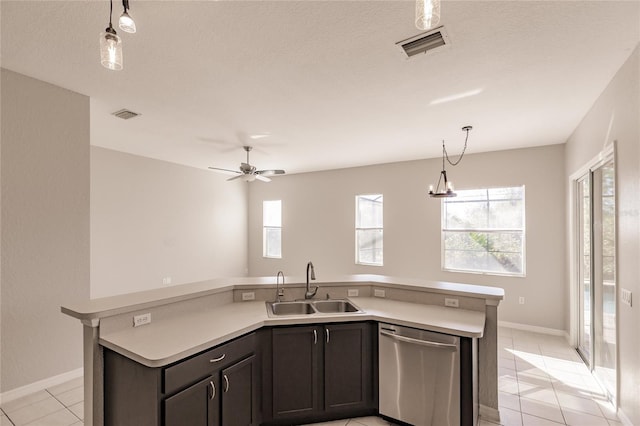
[208,146,285,182]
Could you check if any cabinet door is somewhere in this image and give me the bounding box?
[272,326,321,419]
[324,323,373,412]
[221,355,256,426]
[164,375,218,426]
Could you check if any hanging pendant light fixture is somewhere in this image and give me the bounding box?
[119,0,137,33]
[415,0,441,31]
[428,126,472,198]
[100,0,123,70]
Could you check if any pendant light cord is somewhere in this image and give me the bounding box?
[443,126,470,167]
[109,0,113,27]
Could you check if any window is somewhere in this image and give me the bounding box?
[355,194,383,266]
[442,186,525,276]
[263,200,281,258]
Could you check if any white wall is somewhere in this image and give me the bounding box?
[248,144,566,330]
[565,46,640,425]
[0,69,89,392]
[91,147,248,298]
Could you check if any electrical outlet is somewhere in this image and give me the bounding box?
[621,288,633,307]
[162,276,172,285]
[242,292,255,301]
[445,298,459,308]
[348,289,359,297]
[374,289,386,298]
[133,313,151,327]
[519,297,525,305]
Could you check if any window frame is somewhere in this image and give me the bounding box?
[441,186,526,277]
[262,199,282,259]
[355,194,383,266]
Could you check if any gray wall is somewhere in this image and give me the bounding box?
[0,69,89,391]
[91,147,249,298]
[248,144,566,330]
[565,46,640,425]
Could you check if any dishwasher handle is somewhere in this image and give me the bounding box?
[380,329,458,350]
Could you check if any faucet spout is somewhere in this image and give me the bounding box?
[305,261,317,299]
[275,271,285,302]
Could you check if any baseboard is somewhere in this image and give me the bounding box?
[0,367,83,405]
[499,320,569,340]
[479,404,500,423]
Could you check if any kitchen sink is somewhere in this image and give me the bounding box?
[267,301,316,316]
[266,299,363,317]
[312,299,361,313]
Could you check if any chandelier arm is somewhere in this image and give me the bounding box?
[435,169,444,193]
[444,127,470,167]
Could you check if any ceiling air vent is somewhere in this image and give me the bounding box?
[397,26,450,58]
[112,109,141,120]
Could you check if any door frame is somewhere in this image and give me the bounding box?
[568,142,618,405]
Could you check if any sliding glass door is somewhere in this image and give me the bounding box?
[575,157,616,402]
[577,175,592,361]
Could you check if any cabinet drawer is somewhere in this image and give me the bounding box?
[164,332,256,395]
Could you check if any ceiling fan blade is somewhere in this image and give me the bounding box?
[255,174,272,183]
[226,174,246,182]
[208,167,241,175]
[256,169,285,176]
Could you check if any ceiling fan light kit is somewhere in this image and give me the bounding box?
[119,0,136,33]
[415,0,441,31]
[100,0,136,70]
[428,126,472,199]
[208,146,285,183]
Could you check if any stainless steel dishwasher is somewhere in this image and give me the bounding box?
[379,323,460,426]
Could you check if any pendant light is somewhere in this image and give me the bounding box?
[428,126,472,198]
[100,0,123,70]
[119,0,137,34]
[415,0,441,31]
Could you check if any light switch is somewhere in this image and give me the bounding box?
[622,288,633,307]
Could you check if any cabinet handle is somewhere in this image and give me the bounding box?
[313,329,317,344]
[209,381,215,400]
[209,354,226,363]
[223,374,229,393]
[325,328,330,344]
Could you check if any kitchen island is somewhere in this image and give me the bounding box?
[62,274,504,425]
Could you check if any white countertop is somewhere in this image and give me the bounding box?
[100,297,486,367]
[62,274,504,321]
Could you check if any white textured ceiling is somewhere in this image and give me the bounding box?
[2,1,639,174]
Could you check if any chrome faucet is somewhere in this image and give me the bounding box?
[275,271,285,302]
[305,261,318,299]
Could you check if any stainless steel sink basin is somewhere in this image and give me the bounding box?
[312,299,361,313]
[266,299,363,317]
[267,301,316,316]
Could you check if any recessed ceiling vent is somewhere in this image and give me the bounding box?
[397,26,449,58]
[112,109,141,120]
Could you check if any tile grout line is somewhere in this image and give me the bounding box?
[44,389,83,422]
[1,407,16,426]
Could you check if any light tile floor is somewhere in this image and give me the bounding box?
[304,416,396,426]
[479,327,620,426]
[0,328,619,426]
[0,376,83,426]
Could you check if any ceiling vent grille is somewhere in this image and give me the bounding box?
[397,26,449,58]
[112,109,141,120]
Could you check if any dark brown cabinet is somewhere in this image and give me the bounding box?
[164,375,218,426]
[163,355,257,426]
[266,322,376,425]
[104,332,260,426]
[324,322,373,413]
[272,325,322,419]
